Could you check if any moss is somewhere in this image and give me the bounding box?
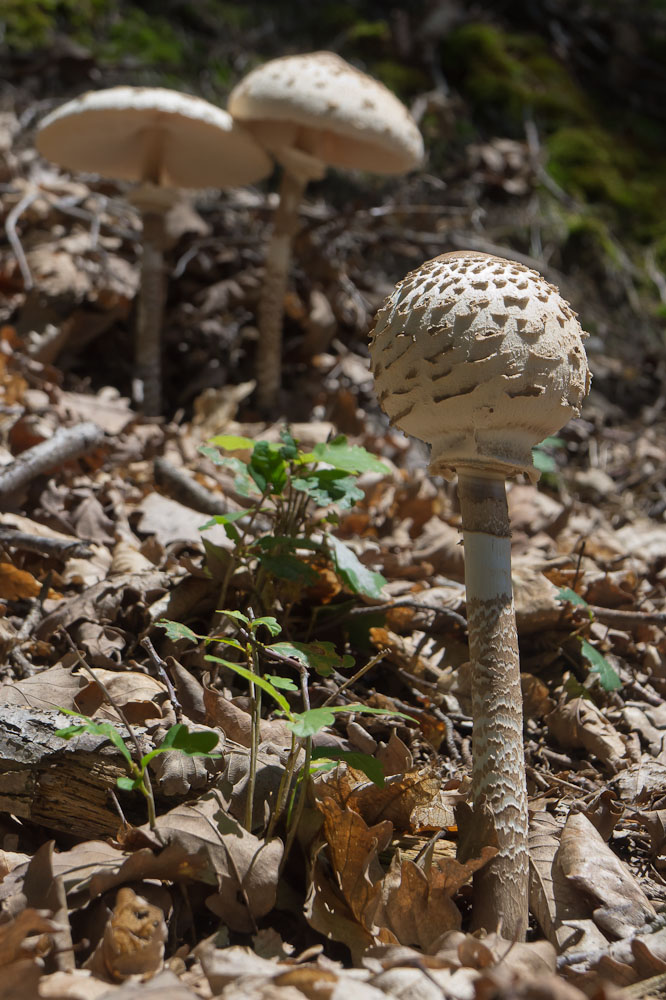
[347,19,390,42]
[100,7,185,67]
[546,126,666,236]
[547,128,635,209]
[440,22,590,132]
[3,0,109,51]
[371,59,428,98]
[562,213,623,266]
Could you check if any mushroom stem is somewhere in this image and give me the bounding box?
[256,168,308,411]
[457,469,529,941]
[136,211,168,416]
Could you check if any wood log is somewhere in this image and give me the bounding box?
[0,706,148,838]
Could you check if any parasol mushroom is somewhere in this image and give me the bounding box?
[369,250,591,939]
[36,86,272,415]
[228,51,424,410]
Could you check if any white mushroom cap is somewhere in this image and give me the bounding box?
[36,86,272,189]
[228,51,424,175]
[370,251,591,482]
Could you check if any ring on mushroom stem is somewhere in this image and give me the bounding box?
[229,51,424,412]
[36,86,271,416]
[369,250,591,941]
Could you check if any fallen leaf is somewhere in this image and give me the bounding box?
[558,811,655,937]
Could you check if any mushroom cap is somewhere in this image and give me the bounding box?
[228,51,424,175]
[369,251,591,481]
[36,86,272,189]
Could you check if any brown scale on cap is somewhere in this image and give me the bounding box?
[369,251,591,481]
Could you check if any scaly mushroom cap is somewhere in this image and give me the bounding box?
[370,251,591,481]
[36,86,272,189]
[228,51,424,175]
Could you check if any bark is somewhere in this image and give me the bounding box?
[255,169,308,411]
[458,470,529,940]
[0,706,141,837]
[136,211,168,416]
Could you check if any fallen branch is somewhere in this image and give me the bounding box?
[154,455,228,515]
[0,422,105,502]
[0,526,93,560]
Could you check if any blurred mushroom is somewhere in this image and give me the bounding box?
[369,250,590,939]
[36,86,271,415]
[229,51,424,410]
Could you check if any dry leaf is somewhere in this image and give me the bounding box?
[558,811,655,937]
[84,886,167,982]
[546,698,626,773]
[529,811,596,952]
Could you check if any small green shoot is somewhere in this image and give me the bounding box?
[55,712,221,828]
[198,430,389,613]
[533,436,565,487]
[557,587,622,691]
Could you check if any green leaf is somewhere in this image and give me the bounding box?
[557,587,594,620]
[255,536,320,553]
[205,656,293,715]
[287,702,413,738]
[291,469,364,509]
[207,435,256,451]
[219,609,250,626]
[327,534,386,598]
[198,509,248,542]
[287,706,337,738]
[265,675,299,691]
[580,639,622,691]
[311,747,385,786]
[158,724,221,755]
[207,635,243,651]
[116,775,141,792]
[200,454,257,497]
[248,441,287,494]
[557,587,589,608]
[157,620,198,643]
[258,553,319,585]
[251,616,282,637]
[55,717,133,767]
[532,448,557,474]
[269,640,354,676]
[278,428,299,460]
[307,437,390,475]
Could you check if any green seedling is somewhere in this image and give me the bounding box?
[199,430,389,615]
[159,612,412,840]
[55,712,221,829]
[532,436,565,488]
[557,587,622,691]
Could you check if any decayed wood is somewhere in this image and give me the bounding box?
[0,705,145,837]
[0,422,105,502]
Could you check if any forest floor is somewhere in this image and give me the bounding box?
[4,8,666,999]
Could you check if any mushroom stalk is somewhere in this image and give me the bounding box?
[457,469,529,940]
[255,168,307,411]
[135,211,168,416]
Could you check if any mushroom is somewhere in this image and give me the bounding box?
[36,86,272,415]
[228,51,424,410]
[369,251,590,939]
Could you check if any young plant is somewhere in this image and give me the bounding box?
[159,612,410,843]
[55,714,221,829]
[199,430,389,617]
[557,587,622,692]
